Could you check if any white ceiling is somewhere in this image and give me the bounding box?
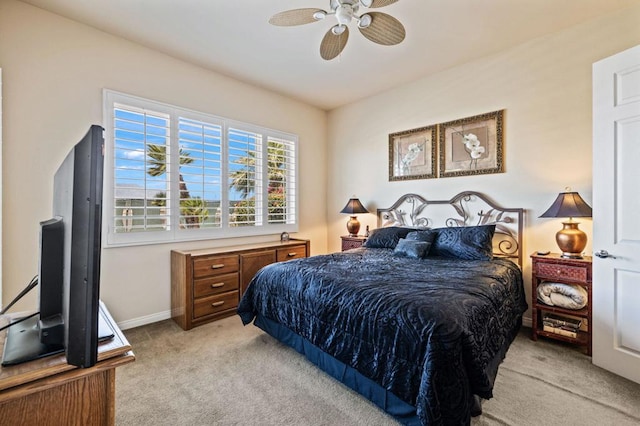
[19,0,638,110]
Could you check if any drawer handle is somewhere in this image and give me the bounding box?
[287,252,297,257]
[210,282,226,288]
[211,264,225,269]
[211,301,225,307]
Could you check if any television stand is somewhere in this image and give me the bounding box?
[2,308,115,366]
[0,302,134,425]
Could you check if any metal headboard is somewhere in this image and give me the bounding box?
[377,191,524,267]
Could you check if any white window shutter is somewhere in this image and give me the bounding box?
[104,90,298,247]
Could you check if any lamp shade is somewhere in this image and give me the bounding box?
[340,198,369,215]
[539,191,592,218]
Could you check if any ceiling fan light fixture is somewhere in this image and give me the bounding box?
[335,5,354,25]
[357,14,372,28]
[331,25,347,35]
[269,0,404,60]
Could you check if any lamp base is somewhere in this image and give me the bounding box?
[561,252,584,259]
[346,216,361,237]
[556,220,587,259]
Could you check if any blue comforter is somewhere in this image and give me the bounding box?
[238,248,527,425]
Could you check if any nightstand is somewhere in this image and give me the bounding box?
[530,252,593,355]
[341,235,367,251]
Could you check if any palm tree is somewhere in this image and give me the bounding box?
[147,144,208,228]
[147,144,193,200]
[228,154,256,199]
[228,141,287,197]
[151,191,167,207]
[228,141,288,225]
[267,141,286,190]
[180,198,209,229]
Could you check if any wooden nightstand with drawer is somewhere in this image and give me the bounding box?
[341,235,367,251]
[530,252,593,355]
[172,239,310,330]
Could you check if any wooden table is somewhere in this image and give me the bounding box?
[0,302,135,425]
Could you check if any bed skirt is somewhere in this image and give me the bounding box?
[253,313,421,426]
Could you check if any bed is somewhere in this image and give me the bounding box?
[238,192,527,425]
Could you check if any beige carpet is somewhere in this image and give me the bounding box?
[116,316,640,426]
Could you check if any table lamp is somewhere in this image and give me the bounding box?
[539,189,592,259]
[340,197,369,237]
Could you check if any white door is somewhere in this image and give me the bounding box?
[592,44,640,384]
[0,68,2,307]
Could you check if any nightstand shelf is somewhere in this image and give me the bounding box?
[530,252,593,355]
[536,328,590,346]
[535,303,589,318]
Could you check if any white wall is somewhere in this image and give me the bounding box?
[326,4,640,323]
[0,0,328,327]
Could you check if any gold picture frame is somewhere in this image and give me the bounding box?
[438,110,504,178]
[388,125,437,181]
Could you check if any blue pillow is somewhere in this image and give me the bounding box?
[393,238,431,259]
[430,225,496,260]
[405,230,436,243]
[363,226,413,249]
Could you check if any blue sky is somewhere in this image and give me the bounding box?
[114,108,257,204]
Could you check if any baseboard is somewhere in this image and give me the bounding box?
[522,314,532,328]
[117,310,172,330]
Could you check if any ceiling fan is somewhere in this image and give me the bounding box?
[269,0,405,60]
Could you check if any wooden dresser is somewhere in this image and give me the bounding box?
[171,239,310,330]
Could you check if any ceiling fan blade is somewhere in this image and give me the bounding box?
[269,8,324,26]
[320,26,349,60]
[358,12,405,45]
[367,0,399,8]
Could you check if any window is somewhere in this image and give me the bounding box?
[103,90,298,246]
[228,127,262,227]
[178,117,223,229]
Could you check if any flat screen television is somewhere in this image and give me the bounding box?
[1,125,110,368]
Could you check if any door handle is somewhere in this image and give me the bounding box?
[595,250,616,259]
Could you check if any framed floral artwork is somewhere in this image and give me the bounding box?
[438,110,504,178]
[389,125,437,181]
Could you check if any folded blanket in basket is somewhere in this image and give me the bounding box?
[537,282,588,310]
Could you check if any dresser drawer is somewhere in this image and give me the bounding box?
[536,262,588,282]
[193,291,239,319]
[277,245,307,262]
[342,238,365,251]
[193,254,239,278]
[193,273,239,298]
